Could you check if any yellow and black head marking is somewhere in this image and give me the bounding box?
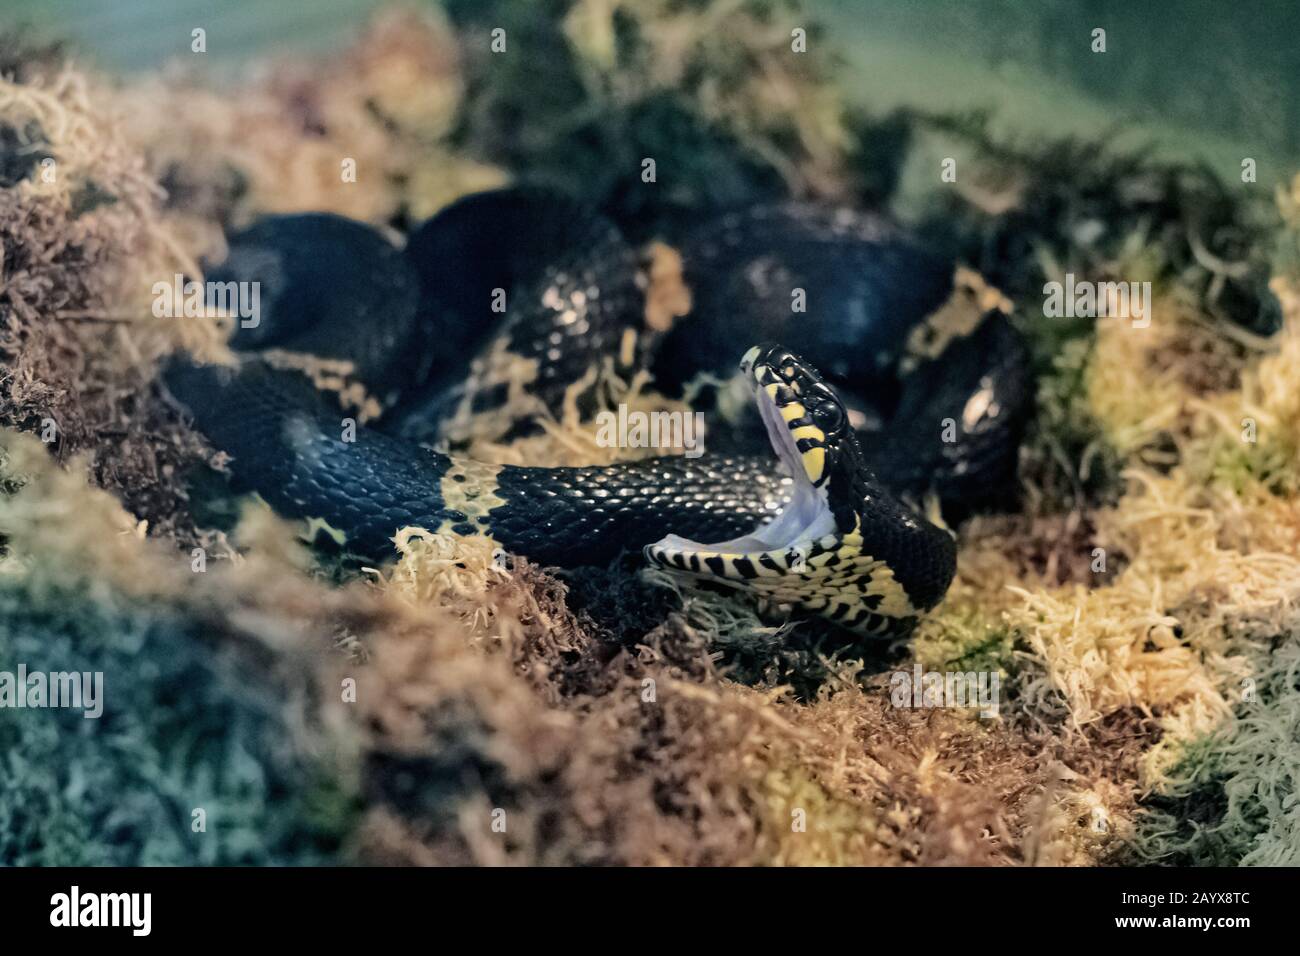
[741,342,843,489]
[646,343,956,636]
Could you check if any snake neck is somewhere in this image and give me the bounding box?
[483,455,793,566]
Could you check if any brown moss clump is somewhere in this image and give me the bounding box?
[349,625,1023,866]
[0,69,219,545]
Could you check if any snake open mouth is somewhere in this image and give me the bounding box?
[645,350,837,575]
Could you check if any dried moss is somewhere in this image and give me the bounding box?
[0,68,222,548]
[117,8,490,234]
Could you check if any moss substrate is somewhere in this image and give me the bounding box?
[1,3,1297,865]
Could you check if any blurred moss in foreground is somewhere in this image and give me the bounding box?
[0,582,358,866]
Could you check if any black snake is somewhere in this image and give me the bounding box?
[164,188,1031,637]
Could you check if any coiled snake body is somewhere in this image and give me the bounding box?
[165,189,1031,637]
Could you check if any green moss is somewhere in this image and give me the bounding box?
[1202,433,1300,498]
[915,609,1019,679]
[517,93,787,241]
[0,581,360,865]
[1126,635,1300,866]
[1024,336,1125,509]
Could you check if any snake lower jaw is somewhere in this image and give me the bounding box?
[643,361,857,627]
[647,355,834,559]
[645,469,833,563]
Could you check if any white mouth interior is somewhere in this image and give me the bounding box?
[652,384,835,556]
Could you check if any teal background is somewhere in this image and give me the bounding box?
[2,0,1296,178]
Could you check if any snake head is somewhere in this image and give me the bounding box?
[646,343,955,636]
[739,342,851,490]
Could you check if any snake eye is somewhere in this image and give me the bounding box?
[810,388,845,432]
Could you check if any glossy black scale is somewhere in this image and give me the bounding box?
[206,213,423,409]
[388,188,645,443]
[652,203,954,403]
